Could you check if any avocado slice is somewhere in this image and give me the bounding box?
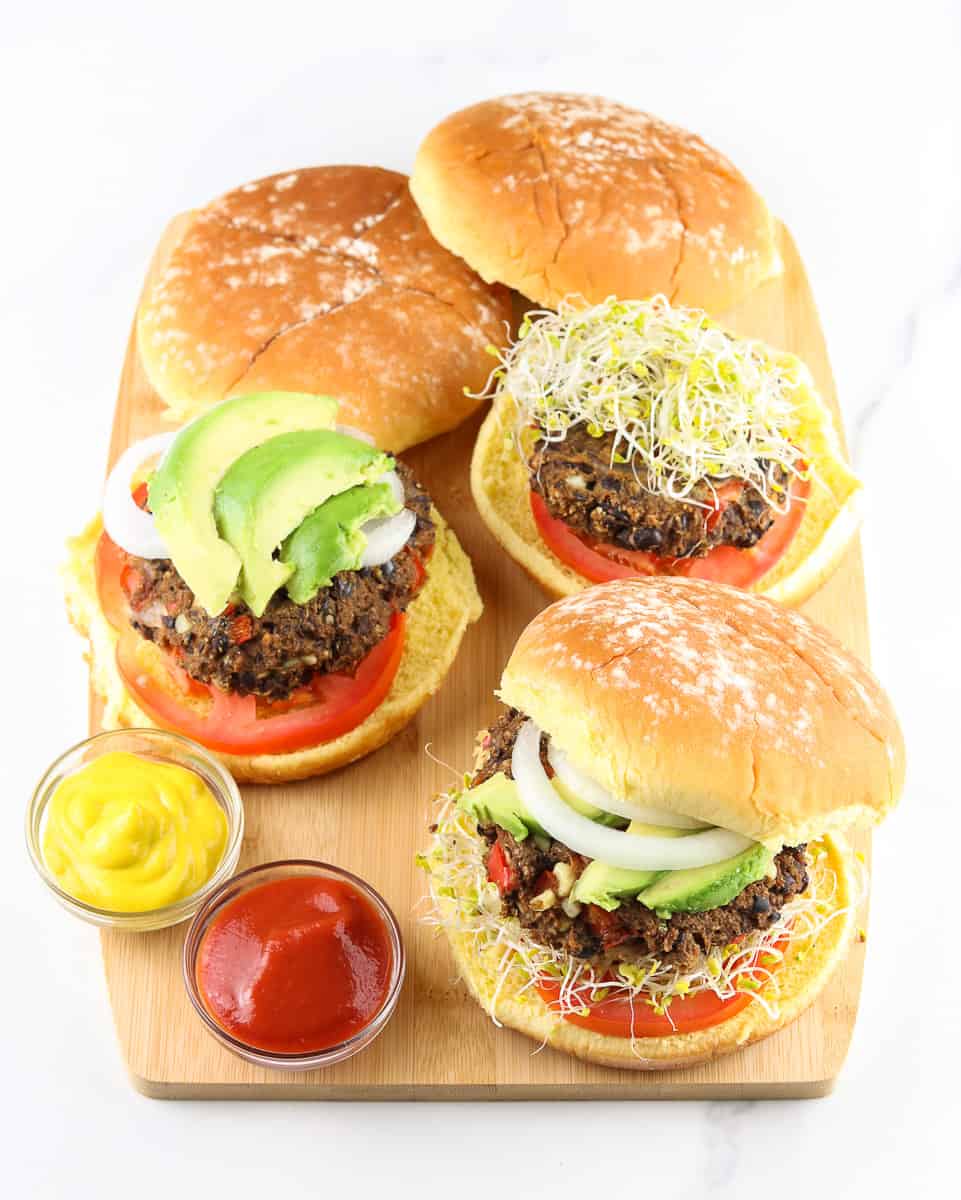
[458,772,546,842]
[214,430,392,616]
[635,842,774,916]
[148,391,338,616]
[571,863,665,910]
[569,821,695,910]
[280,480,400,603]
[551,775,628,828]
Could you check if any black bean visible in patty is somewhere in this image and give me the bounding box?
[126,462,434,700]
[529,425,784,559]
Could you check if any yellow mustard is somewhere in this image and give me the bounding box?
[42,751,227,912]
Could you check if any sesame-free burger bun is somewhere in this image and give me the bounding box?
[136,166,512,452]
[441,830,857,1071]
[499,578,904,847]
[470,386,863,609]
[62,511,482,785]
[411,92,780,313]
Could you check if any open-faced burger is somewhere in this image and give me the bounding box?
[64,391,481,783]
[471,297,861,605]
[421,578,904,1069]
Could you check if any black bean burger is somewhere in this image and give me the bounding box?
[421,578,904,1069]
[470,297,862,608]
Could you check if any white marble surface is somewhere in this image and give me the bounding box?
[4,3,959,1195]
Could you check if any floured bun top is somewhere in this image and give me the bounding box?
[411,92,780,314]
[499,577,904,845]
[137,165,513,450]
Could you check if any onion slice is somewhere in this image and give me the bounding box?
[357,469,414,567]
[360,508,417,568]
[547,742,711,830]
[513,721,753,870]
[102,432,176,559]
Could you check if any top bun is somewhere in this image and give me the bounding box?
[137,166,512,451]
[499,578,904,846]
[411,92,780,313]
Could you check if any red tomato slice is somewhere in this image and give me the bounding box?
[487,840,518,895]
[95,532,140,630]
[530,475,811,589]
[115,612,406,756]
[535,936,788,1038]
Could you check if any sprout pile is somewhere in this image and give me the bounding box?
[483,296,815,512]
[419,794,864,1052]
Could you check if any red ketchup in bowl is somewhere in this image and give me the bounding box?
[196,873,394,1055]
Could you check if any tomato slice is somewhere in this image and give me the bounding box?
[530,474,811,589]
[535,936,788,1038]
[115,612,406,756]
[95,532,145,631]
[487,840,518,895]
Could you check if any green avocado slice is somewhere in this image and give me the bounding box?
[569,821,695,910]
[458,773,546,842]
[148,391,338,616]
[213,430,392,616]
[280,481,400,604]
[635,842,774,916]
[551,775,629,828]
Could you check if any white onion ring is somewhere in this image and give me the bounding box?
[357,469,413,567]
[513,721,753,870]
[547,742,711,830]
[102,432,176,559]
[360,508,417,568]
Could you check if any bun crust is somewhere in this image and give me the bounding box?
[442,832,857,1070]
[63,512,482,784]
[136,166,512,451]
[470,383,862,609]
[499,578,904,846]
[411,92,780,312]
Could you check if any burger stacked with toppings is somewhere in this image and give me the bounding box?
[471,297,862,606]
[126,459,434,702]
[470,709,811,974]
[65,391,482,782]
[422,578,904,1069]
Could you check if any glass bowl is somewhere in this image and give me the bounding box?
[182,860,406,1071]
[26,728,244,932]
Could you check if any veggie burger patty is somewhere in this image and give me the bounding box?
[474,708,810,972]
[530,425,785,559]
[126,463,435,700]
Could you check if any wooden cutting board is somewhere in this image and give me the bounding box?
[95,218,870,1098]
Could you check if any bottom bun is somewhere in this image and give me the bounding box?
[439,832,856,1070]
[471,391,861,607]
[63,511,482,783]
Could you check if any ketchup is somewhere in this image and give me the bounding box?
[196,874,394,1055]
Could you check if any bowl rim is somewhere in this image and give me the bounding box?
[25,727,245,926]
[181,858,407,1068]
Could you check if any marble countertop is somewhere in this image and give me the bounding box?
[4,4,958,1196]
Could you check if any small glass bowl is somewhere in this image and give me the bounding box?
[182,860,406,1071]
[26,728,244,932]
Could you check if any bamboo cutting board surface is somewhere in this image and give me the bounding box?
[95,218,870,1098]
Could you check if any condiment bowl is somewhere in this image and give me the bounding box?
[182,860,406,1071]
[26,728,244,932]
